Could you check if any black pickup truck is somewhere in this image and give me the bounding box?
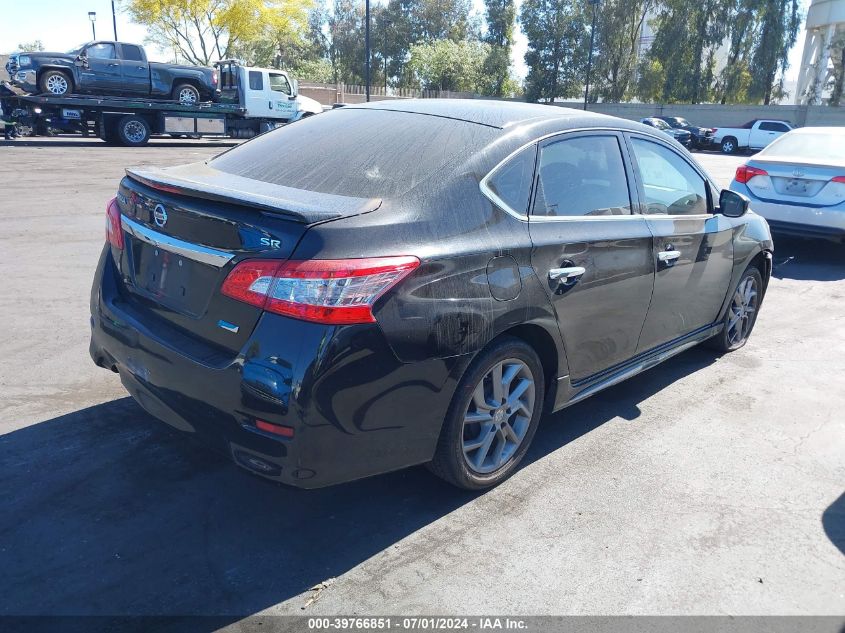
[5,41,219,104]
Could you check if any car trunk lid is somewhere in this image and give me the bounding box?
[746,159,845,207]
[112,166,381,354]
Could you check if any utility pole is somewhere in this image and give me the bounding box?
[365,0,371,102]
[88,11,97,40]
[583,0,600,111]
[112,0,118,40]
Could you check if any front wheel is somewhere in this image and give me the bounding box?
[428,337,544,490]
[721,137,738,154]
[38,70,72,96]
[707,267,763,352]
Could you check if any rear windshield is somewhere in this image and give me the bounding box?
[210,109,498,198]
[761,132,845,162]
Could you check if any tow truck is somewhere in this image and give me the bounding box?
[0,60,322,146]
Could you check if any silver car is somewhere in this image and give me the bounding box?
[729,127,845,243]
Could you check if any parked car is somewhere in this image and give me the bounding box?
[90,100,773,490]
[640,117,693,147]
[711,119,793,154]
[655,116,714,150]
[5,41,218,104]
[730,127,845,242]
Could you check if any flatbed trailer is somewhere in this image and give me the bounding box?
[0,81,283,146]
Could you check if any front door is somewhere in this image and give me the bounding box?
[625,134,734,352]
[79,42,122,92]
[528,131,655,382]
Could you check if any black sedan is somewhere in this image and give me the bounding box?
[90,100,773,490]
[639,117,693,148]
[656,116,714,150]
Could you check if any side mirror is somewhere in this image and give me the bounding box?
[719,189,750,218]
[291,78,298,98]
[75,53,88,68]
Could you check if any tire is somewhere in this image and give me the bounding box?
[172,83,201,105]
[706,266,764,353]
[428,336,545,490]
[38,69,72,96]
[115,115,150,147]
[721,137,738,154]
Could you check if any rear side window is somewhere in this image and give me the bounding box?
[87,43,116,60]
[248,71,263,91]
[532,135,631,217]
[121,44,144,61]
[485,146,536,215]
[269,73,291,95]
[211,109,498,198]
[759,121,790,132]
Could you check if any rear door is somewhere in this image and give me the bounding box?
[625,134,734,352]
[242,69,273,118]
[527,131,655,382]
[79,42,122,92]
[750,121,790,149]
[117,43,150,94]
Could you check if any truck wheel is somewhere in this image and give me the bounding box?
[172,83,201,105]
[38,70,72,96]
[116,115,151,147]
[721,137,738,154]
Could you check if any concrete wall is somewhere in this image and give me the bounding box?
[553,101,845,127]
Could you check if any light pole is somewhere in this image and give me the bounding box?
[111,0,118,40]
[88,11,97,40]
[583,0,600,111]
[365,0,371,102]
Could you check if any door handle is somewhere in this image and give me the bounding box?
[108,62,119,67]
[549,266,586,284]
[137,66,146,70]
[658,250,681,263]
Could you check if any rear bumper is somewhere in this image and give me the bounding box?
[90,247,463,488]
[732,183,845,240]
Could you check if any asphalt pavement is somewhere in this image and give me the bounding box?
[0,137,842,619]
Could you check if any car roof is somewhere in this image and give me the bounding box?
[344,98,645,132]
[786,126,845,135]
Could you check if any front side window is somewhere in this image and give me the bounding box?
[532,135,631,217]
[630,138,708,216]
[269,73,291,95]
[248,71,263,91]
[86,43,116,60]
[485,146,536,215]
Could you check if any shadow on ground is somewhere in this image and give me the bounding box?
[823,492,845,557]
[1,348,717,623]
[0,139,238,149]
[771,236,845,282]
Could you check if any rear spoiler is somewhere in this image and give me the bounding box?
[126,162,381,224]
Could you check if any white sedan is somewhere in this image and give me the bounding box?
[729,127,845,242]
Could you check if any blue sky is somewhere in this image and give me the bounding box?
[1,0,805,84]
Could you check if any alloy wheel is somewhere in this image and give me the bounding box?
[123,120,147,144]
[462,359,535,474]
[46,75,68,95]
[178,87,199,105]
[726,275,758,346]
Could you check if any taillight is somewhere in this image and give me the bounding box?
[212,70,218,86]
[221,256,420,325]
[831,176,845,183]
[735,165,768,184]
[105,197,124,249]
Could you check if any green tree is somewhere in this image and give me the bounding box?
[407,39,489,92]
[520,0,586,102]
[748,0,801,104]
[482,0,516,96]
[591,0,655,102]
[715,0,762,103]
[16,40,45,52]
[125,0,309,66]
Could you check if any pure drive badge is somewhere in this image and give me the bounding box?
[153,204,168,228]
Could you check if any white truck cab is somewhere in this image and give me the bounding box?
[216,60,322,135]
[712,119,793,154]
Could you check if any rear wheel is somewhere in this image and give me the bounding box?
[172,83,201,105]
[428,337,544,490]
[721,137,738,154]
[38,70,72,96]
[707,267,763,352]
[116,115,150,147]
